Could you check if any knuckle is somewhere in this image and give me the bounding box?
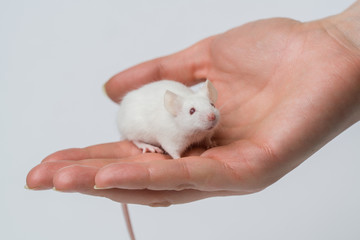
[178,159,192,182]
[148,201,172,207]
[155,59,167,79]
[147,191,174,207]
[53,165,81,190]
[175,183,195,191]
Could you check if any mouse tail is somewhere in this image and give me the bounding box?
[122,203,136,240]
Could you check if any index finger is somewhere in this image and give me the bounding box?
[104,37,214,103]
[94,155,248,192]
[41,141,141,163]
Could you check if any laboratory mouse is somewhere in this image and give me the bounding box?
[117,79,220,159]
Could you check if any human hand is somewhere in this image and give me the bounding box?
[26,6,360,206]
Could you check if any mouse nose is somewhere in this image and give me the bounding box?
[208,113,216,121]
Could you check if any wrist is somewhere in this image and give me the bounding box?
[323,1,360,54]
[322,1,360,121]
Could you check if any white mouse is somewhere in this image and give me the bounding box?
[117,79,220,159]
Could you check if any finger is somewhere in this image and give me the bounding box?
[42,141,141,162]
[53,165,98,192]
[79,187,240,206]
[28,153,171,190]
[27,159,119,190]
[42,141,205,163]
[104,37,213,103]
[44,164,244,206]
[26,161,76,190]
[40,162,237,205]
[94,155,243,192]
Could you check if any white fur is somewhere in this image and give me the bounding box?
[117,80,220,159]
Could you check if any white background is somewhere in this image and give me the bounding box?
[1,0,359,239]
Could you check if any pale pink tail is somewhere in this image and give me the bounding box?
[122,203,136,240]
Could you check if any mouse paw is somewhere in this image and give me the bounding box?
[205,138,217,149]
[133,141,164,154]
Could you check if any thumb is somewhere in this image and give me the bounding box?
[104,37,214,103]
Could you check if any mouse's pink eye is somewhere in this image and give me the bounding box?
[189,107,196,115]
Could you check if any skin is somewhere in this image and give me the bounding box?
[27,1,360,207]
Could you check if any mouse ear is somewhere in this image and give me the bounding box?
[199,80,218,103]
[164,90,183,116]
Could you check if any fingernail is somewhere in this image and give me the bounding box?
[102,84,108,97]
[94,185,109,190]
[24,184,33,190]
[53,187,62,192]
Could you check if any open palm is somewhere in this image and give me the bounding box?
[27,17,360,206]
